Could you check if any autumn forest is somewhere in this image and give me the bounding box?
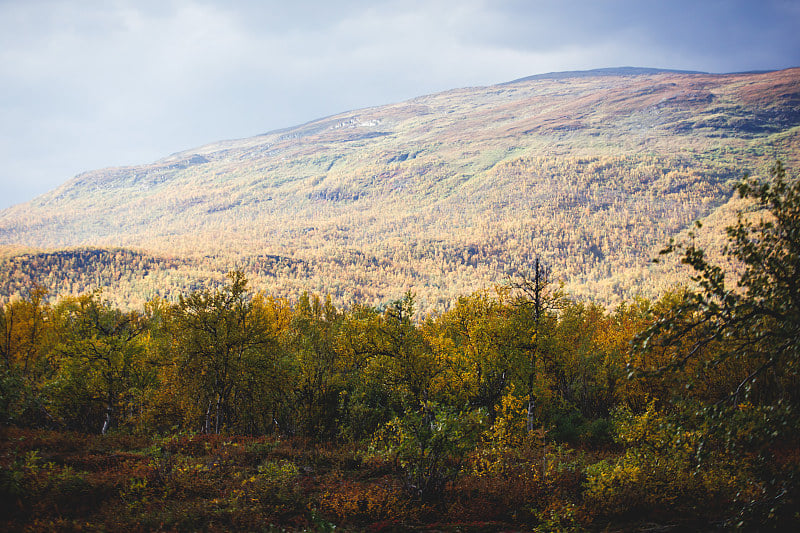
[1,162,798,531]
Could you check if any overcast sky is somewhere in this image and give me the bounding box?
[1,0,798,209]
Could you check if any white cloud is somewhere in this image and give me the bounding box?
[0,0,798,208]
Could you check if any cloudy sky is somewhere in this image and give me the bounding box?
[1,0,798,209]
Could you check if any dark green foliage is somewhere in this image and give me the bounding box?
[547,408,612,447]
[644,161,799,405]
[378,402,486,501]
[634,161,800,528]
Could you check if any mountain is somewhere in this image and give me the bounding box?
[505,66,709,83]
[1,67,799,313]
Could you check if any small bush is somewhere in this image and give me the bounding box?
[376,403,486,501]
[584,402,735,524]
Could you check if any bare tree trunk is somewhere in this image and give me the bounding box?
[527,398,535,433]
[542,430,547,478]
[215,394,222,434]
[102,403,112,435]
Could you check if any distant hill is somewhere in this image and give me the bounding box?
[1,67,799,313]
[504,66,709,83]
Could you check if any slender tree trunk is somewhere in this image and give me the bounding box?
[527,368,536,433]
[526,258,545,434]
[102,402,113,435]
[2,309,14,370]
[527,397,535,433]
[215,393,222,434]
[542,430,547,478]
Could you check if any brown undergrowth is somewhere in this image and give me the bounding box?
[0,426,592,531]
[2,426,797,531]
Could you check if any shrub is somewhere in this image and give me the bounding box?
[584,402,734,523]
[376,402,486,501]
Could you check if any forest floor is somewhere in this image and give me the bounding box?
[0,426,745,532]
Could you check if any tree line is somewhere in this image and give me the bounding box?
[0,264,646,441]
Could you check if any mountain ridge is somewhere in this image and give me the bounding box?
[504,66,710,84]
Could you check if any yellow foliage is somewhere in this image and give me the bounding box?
[485,385,528,449]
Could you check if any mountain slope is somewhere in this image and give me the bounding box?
[1,68,799,312]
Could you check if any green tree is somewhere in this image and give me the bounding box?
[635,161,800,527]
[424,291,513,421]
[170,270,281,434]
[642,161,799,406]
[51,291,148,433]
[334,303,399,441]
[284,292,346,437]
[0,285,54,425]
[507,259,565,432]
[350,292,440,410]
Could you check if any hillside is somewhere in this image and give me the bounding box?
[1,67,799,312]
